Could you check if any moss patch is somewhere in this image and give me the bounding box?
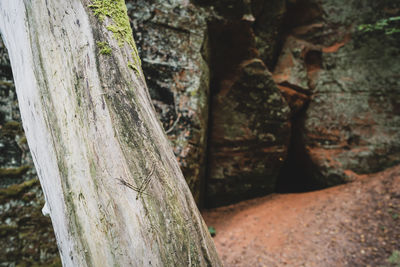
[0,224,18,237]
[0,165,30,179]
[0,81,14,87]
[0,178,38,204]
[96,41,112,55]
[18,136,27,145]
[89,0,141,69]
[1,121,23,137]
[128,61,140,75]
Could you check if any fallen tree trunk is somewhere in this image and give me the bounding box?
[0,0,221,266]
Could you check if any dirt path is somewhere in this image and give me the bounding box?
[202,165,400,267]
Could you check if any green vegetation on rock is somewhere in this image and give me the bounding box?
[1,121,23,137]
[388,250,400,266]
[0,165,30,179]
[208,226,216,237]
[0,224,17,237]
[0,178,38,203]
[358,16,400,35]
[15,257,62,267]
[0,80,13,87]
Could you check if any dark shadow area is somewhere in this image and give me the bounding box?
[276,107,323,193]
[203,19,259,208]
[205,19,257,95]
[283,0,323,31]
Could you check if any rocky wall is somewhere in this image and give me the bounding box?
[200,0,292,207]
[273,0,400,188]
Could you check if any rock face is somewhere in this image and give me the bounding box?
[251,0,287,69]
[195,0,286,69]
[201,1,292,206]
[0,179,60,266]
[127,0,293,207]
[0,40,30,186]
[274,0,400,187]
[207,58,290,206]
[127,0,209,204]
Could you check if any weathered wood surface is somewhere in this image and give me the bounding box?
[0,0,221,266]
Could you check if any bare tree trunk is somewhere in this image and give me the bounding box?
[0,0,221,266]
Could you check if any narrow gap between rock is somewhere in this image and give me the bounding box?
[275,105,323,193]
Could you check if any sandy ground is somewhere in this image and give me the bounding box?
[202,165,400,267]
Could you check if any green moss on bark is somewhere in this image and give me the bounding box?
[96,41,112,55]
[89,0,141,70]
[128,61,140,75]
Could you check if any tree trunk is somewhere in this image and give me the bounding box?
[0,0,221,266]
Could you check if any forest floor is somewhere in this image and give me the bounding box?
[202,165,400,267]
